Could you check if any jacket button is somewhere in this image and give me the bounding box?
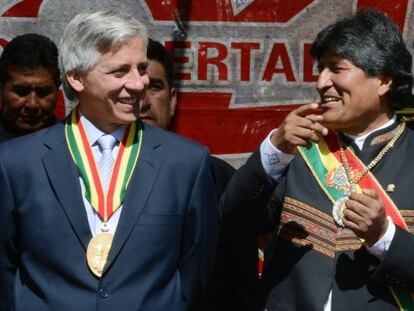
[99,288,108,298]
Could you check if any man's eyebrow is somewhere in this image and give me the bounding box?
[149,77,164,84]
[11,84,31,87]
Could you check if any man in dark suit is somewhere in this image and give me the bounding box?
[0,33,60,142]
[0,10,218,311]
[221,9,414,310]
[141,38,236,199]
[142,38,260,311]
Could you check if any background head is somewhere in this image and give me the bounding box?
[59,9,148,102]
[0,33,60,89]
[0,33,60,134]
[311,9,413,111]
[141,38,177,130]
[147,38,174,90]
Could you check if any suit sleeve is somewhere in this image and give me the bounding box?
[0,151,18,310]
[210,156,235,200]
[179,150,219,307]
[372,226,414,292]
[220,149,280,234]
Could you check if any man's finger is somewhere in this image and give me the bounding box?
[294,103,321,117]
[343,206,365,224]
[348,190,379,208]
[362,188,378,199]
[291,127,323,144]
[305,113,324,124]
[345,197,371,219]
[296,113,328,137]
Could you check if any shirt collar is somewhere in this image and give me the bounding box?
[79,111,126,146]
[343,115,397,150]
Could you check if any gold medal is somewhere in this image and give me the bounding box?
[332,196,348,227]
[86,232,114,277]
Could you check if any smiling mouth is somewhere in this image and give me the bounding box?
[118,97,139,105]
[19,114,43,121]
[321,96,341,105]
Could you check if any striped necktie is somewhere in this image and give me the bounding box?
[97,134,117,192]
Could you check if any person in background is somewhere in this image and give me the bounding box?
[221,9,414,310]
[143,38,261,311]
[141,38,235,198]
[0,33,60,142]
[0,10,218,311]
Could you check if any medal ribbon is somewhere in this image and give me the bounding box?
[299,129,413,310]
[65,107,143,222]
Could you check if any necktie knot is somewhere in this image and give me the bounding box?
[97,135,117,152]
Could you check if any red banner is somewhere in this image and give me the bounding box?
[0,0,412,155]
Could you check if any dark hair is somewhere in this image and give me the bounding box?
[147,38,174,89]
[0,33,60,88]
[311,9,413,110]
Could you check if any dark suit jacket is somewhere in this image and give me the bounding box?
[210,156,235,200]
[0,122,218,311]
[220,124,414,310]
[207,156,264,311]
[0,118,16,143]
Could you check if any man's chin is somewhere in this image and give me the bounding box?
[15,124,43,135]
[117,112,139,125]
[140,117,157,127]
[321,111,340,124]
[16,118,53,133]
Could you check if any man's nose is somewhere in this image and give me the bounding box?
[25,91,40,108]
[125,70,149,91]
[316,68,333,91]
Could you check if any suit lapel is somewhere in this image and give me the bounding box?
[42,125,92,250]
[105,125,162,270]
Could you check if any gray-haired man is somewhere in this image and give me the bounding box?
[0,10,218,310]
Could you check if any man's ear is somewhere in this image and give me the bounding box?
[66,71,85,92]
[170,87,177,117]
[378,75,392,97]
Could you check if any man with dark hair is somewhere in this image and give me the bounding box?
[140,39,177,131]
[142,39,260,311]
[222,9,414,310]
[0,33,60,142]
[140,39,240,311]
[142,38,236,197]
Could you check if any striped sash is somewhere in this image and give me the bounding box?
[298,130,413,310]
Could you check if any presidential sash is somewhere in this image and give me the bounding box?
[298,127,414,310]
